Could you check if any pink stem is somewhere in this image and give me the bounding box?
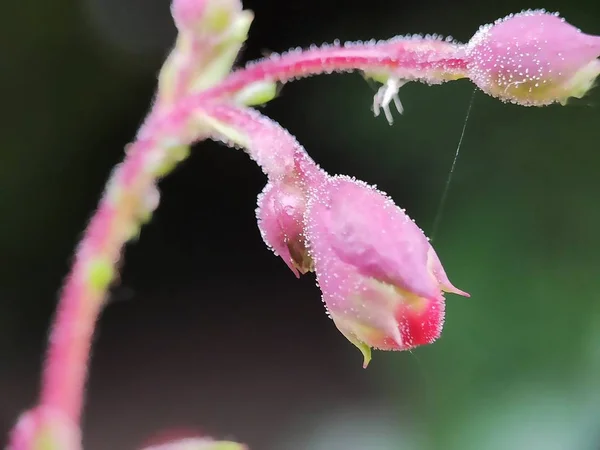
[202,104,313,178]
[36,104,310,424]
[40,272,102,422]
[202,39,467,98]
[139,39,468,137]
[39,138,158,422]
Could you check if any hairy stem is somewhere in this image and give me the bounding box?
[37,104,317,427]
[40,139,162,421]
[201,103,322,179]
[140,39,468,136]
[210,39,468,98]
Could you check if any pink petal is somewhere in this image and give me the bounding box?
[306,175,440,300]
[427,247,470,297]
[256,180,310,276]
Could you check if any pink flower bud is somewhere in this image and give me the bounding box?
[466,10,600,106]
[304,176,468,367]
[7,406,81,450]
[256,179,313,277]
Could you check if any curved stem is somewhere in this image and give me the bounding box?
[139,39,468,137]
[209,39,468,98]
[40,138,160,421]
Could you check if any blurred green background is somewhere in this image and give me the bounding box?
[1,0,600,449]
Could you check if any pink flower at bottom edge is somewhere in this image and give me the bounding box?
[8,406,81,450]
[304,175,469,367]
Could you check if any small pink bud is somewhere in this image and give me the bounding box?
[256,180,313,277]
[305,176,468,367]
[466,10,600,106]
[7,406,82,450]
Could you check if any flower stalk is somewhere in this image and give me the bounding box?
[7,4,600,449]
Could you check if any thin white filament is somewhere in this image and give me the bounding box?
[430,88,477,242]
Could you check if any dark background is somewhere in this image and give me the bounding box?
[2,0,600,449]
